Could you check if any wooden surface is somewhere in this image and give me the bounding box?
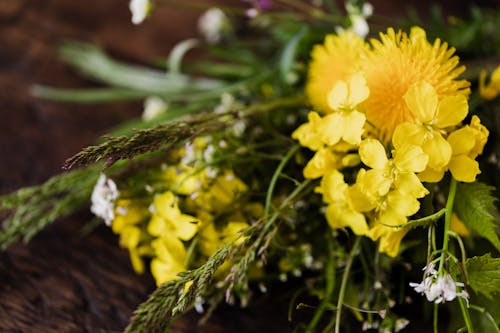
[0,1,493,332]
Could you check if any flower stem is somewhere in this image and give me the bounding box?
[438,178,457,275]
[306,232,335,333]
[433,303,439,333]
[458,297,474,333]
[335,237,361,333]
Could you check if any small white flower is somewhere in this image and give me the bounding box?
[129,0,152,25]
[198,8,230,44]
[342,1,373,38]
[410,272,469,305]
[232,120,246,137]
[142,96,168,121]
[203,144,215,163]
[395,318,410,332]
[194,296,204,314]
[90,174,119,226]
[181,141,195,165]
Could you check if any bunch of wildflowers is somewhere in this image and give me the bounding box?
[294,27,489,258]
[101,136,263,286]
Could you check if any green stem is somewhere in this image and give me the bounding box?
[438,179,457,275]
[335,237,361,333]
[433,303,439,333]
[264,144,300,223]
[458,297,474,333]
[306,233,335,333]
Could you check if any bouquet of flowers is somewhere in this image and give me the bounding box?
[2,0,500,332]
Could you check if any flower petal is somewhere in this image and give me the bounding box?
[326,203,368,235]
[449,155,480,183]
[436,95,468,128]
[422,133,452,170]
[404,82,438,123]
[359,138,388,169]
[303,148,339,179]
[341,110,366,145]
[392,123,426,149]
[418,167,445,183]
[317,113,343,146]
[447,127,476,156]
[347,73,370,107]
[393,144,429,173]
[327,80,348,110]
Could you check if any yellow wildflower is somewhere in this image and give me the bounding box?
[447,116,488,182]
[291,111,325,151]
[479,65,500,100]
[369,223,409,257]
[358,139,429,198]
[317,170,369,236]
[150,237,187,285]
[148,191,199,240]
[361,27,470,142]
[393,81,468,182]
[111,199,151,274]
[450,213,470,237]
[162,165,206,195]
[306,31,369,113]
[317,74,369,146]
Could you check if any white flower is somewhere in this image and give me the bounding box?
[129,0,152,25]
[343,1,373,38]
[142,96,168,121]
[90,174,119,226]
[198,8,230,44]
[410,269,469,305]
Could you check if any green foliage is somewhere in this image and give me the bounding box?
[125,245,233,333]
[466,254,500,299]
[454,182,500,252]
[0,166,99,251]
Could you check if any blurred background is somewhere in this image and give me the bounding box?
[0,1,497,332]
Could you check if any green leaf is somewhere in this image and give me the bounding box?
[279,26,308,85]
[454,182,500,252]
[466,254,500,299]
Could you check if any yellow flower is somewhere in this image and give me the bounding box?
[317,74,369,146]
[393,81,468,182]
[291,111,325,151]
[361,27,470,142]
[358,139,428,198]
[306,31,369,113]
[447,116,489,182]
[148,191,199,240]
[162,165,206,195]
[150,237,187,285]
[111,200,151,274]
[369,223,409,257]
[450,213,470,237]
[303,146,356,179]
[317,170,369,236]
[479,65,500,100]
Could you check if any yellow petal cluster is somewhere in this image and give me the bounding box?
[479,65,500,100]
[393,81,468,182]
[295,26,489,257]
[306,31,369,113]
[109,136,261,286]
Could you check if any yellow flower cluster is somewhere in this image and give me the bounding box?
[479,65,500,100]
[295,27,489,257]
[110,137,262,285]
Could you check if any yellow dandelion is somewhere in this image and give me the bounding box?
[306,31,369,113]
[361,27,470,143]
